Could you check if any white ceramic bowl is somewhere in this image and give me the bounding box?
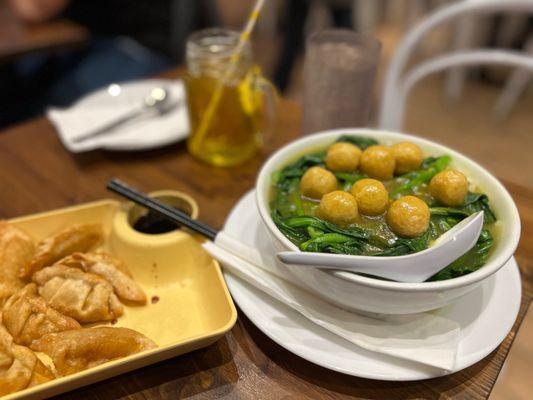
[255,129,521,314]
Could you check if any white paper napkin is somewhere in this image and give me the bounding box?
[204,238,460,372]
[47,79,189,153]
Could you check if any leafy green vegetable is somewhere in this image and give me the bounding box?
[300,233,360,251]
[420,156,439,169]
[277,214,370,240]
[372,230,431,256]
[271,211,309,244]
[335,172,365,183]
[429,229,494,281]
[270,151,326,217]
[429,207,469,218]
[270,178,301,217]
[335,171,366,191]
[272,205,497,280]
[272,211,434,258]
[430,192,497,224]
[273,151,325,188]
[336,135,378,150]
[307,240,367,255]
[426,194,497,280]
[390,155,451,198]
[462,193,497,224]
[307,226,324,239]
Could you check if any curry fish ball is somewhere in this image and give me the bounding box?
[392,142,423,174]
[350,178,389,216]
[300,166,338,199]
[386,196,430,238]
[429,169,469,206]
[360,145,396,180]
[325,142,362,172]
[319,191,359,225]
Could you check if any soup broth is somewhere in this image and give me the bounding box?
[269,135,498,281]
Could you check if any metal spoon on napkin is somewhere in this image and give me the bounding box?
[72,87,175,143]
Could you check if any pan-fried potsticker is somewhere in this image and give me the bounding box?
[57,252,146,304]
[31,327,157,376]
[0,221,35,305]
[22,224,102,279]
[0,318,54,396]
[3,284,81,346]
[32,265,123,324]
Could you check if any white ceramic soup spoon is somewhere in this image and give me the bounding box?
[276,211,484,283]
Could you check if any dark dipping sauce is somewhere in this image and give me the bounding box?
[133,210,181,234]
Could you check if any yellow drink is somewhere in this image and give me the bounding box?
[185,29,275,167]
[185,70,261,167]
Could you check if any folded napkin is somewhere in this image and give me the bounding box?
[204,237,460,372]
[47,79,189,153]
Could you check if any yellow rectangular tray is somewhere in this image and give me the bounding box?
[5,197,237,400]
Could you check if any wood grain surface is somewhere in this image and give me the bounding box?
[0,71,531,399]
[0,0,89,63]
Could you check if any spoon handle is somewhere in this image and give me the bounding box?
[276,252,425,282]
[72,107,144,143]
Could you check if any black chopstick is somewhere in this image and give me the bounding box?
[107,178,218,240]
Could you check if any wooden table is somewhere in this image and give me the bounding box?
[0,73,531,400]
[0,0,89,64]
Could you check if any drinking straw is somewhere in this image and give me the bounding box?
[191,0,267,147]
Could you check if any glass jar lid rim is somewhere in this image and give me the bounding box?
[187,28,250,58]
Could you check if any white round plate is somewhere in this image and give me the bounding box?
[223,191,522,381]
[73,78,189,151]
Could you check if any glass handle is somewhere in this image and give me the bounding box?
[254,75,279,146]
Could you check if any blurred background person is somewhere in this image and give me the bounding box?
[1,0,531,130]
[273,0,353,91]
[1,0,219,127]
